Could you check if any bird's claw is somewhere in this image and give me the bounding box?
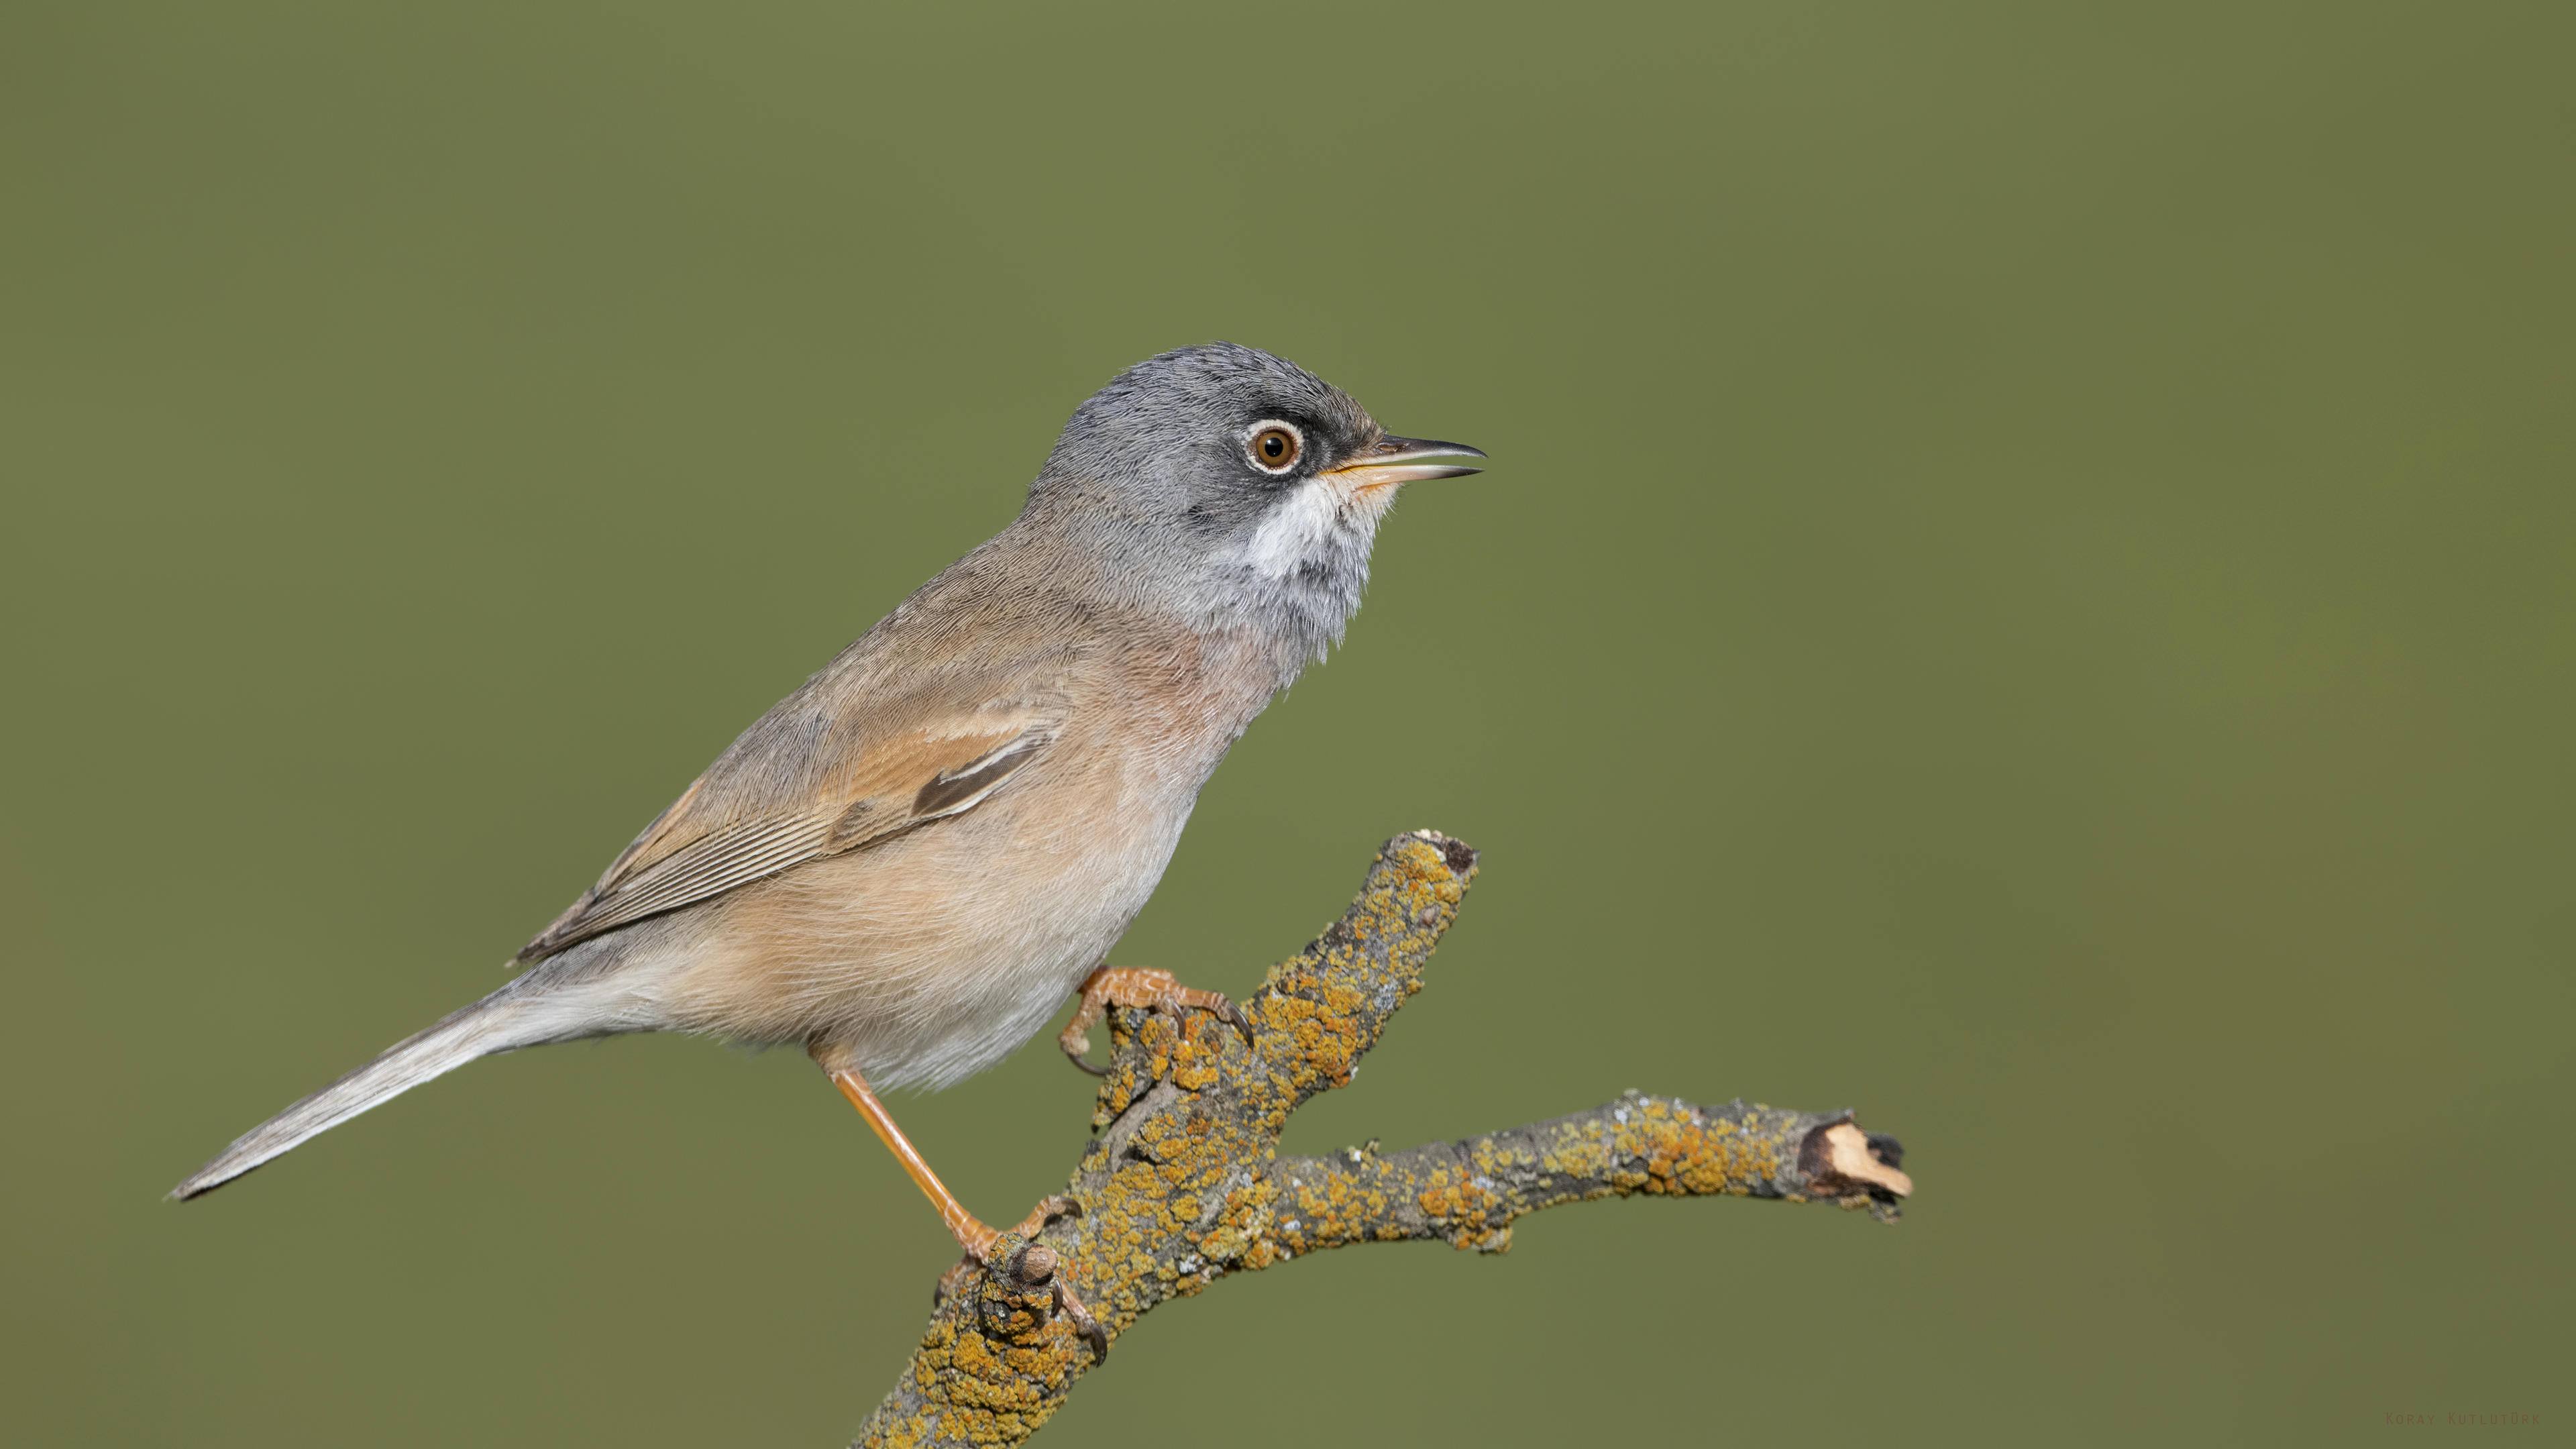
[1055,1279,1108,1363]
[1216,994,1256,1047]
[1059,966,1256,1076]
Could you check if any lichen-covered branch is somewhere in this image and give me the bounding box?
[1268,1093,1912,1260]
[853,832,1911,1449]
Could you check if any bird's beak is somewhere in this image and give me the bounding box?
[1323,436,1487,492]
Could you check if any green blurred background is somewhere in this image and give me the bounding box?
[4,2,2568,1443]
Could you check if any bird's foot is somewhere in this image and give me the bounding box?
[812,1051,1104,1359]
[943,1191,1081,1270]
[932,1195,1107,1362]
[1058,966,1254,1076]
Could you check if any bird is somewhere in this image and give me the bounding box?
[172,340,1483,1350]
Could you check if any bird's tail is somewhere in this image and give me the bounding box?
[170,990,534,1201]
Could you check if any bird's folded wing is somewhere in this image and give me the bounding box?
[512,714,1055,963]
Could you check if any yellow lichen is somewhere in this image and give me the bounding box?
[855,835,1885,1449]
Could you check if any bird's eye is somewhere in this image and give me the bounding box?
[1246,423,1302,473]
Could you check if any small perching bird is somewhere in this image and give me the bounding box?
[172,341,1484,1348]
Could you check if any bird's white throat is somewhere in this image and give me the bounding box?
[1228,474,1395,580]
[1205,474,1390,676]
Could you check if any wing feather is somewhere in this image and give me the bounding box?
[513,714,1056,963]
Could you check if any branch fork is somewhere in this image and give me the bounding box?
[855,831,1909,1448]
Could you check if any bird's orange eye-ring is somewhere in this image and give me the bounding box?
[1247,424,1301,472]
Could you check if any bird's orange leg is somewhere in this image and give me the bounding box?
[810,1042,1106,1360]
[1058,965,1254,1076]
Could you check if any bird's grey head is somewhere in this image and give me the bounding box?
[1025,341,1483,662]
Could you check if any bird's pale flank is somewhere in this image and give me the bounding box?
[174,341,1483,1349]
